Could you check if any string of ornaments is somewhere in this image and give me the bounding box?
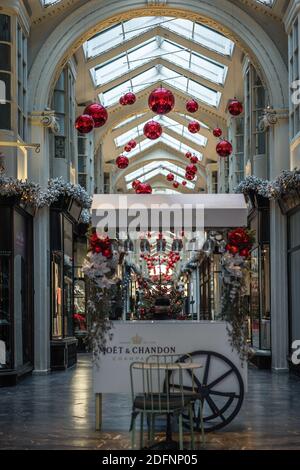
[75,89,243,194]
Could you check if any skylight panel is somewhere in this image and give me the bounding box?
[125,162,195,190]
[159,115,207,147]
[113,114,146,130]
[42,0,61,6]
[101,65,221,107]
[164,19,234,56]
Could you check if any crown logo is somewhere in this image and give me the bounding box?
[131,334,142,345]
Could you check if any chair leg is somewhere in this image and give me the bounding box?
[140,412,144,449]
[189,405,195,450]
[150,415,155,445]
[178,414,183,450]
[131,414,137,449]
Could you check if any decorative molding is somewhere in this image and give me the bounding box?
[259,106,289,131]
[0,0,30,35]
[30,110,60,135]
[238,0,282,20]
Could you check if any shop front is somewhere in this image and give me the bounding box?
[50,197,84,370]
[0,198,33,386]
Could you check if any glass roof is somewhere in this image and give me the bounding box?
[100,65,221,107]
[152,188,181,194]
[85,17,234,59]
[91,37,227,87]
[42,0,61,5]
[114,114,207,148]
[125,161,196,190]
[255,0,274,5]
[113,113,146,129]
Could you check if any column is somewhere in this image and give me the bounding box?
[28,111,54,374]
[262,108,289,371]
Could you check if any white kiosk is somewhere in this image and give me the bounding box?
[92,194,248,433]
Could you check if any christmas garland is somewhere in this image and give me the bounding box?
[235,169,300,199]
[0,173,92,222]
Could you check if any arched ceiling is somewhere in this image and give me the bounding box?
[74,15,247,193]
[25,0,288,194]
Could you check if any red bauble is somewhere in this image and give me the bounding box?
[185,172,195,181]
[216,140,233,157]
[167,173,174,182]
[124,144,132,152]
[213,127,222,137]
[128,139,137,149]
[186,99,199,113]
[185,151,192,159]
[116,155,129,169]
[136,183,152,194]
[102,248,112,258]
[124,92,136,105]
[228,228,249,246]
[240,248,250,258]
[228,99,243,116]
[190,155,198,164]
[226,244,239,255]
[84,103,108,128]
[119,96,126,106]
[182,180,187,186]
[75,114,95,134]
[188,121,200,133]
[132,179,141,189]
[173,181,179,189]
[148,87,175,114]
[186,164,197,174]
[143,120,162,140]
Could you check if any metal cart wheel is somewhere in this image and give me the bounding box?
[169,350,244,433]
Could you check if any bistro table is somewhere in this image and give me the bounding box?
[132,361,203,450]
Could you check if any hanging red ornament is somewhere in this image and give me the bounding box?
[173,181,179,189]
[128,139,137,149]
[84,103,108,128]
[132,179,141,189]
[102,248,112,258]
[124,144,132,152]
[186,99,199,113]
[148,87,175,114]
[188,121,200,134]
[186,164,197,174]
[143,120,162,140]
[167,173,175,182]
[182,180,187,186]
[119,96,127,106]
[213,127,222,138]
[185,172,195,181]
[124,92,136,105]
[136,183,152,194]
[228,99,243,116]
[185,151,192,159]
[75,114,95,134]
[240,247,250,258]
[116,155,129,169]
[216,140,233,157]
[190,155,198,164]
[226,244,239,255]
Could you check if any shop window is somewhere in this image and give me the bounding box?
[249,244,271,350]
[288,209,300,346]
[244,65,267,164]
[0,14,11,130]
[53,71,66,158]
[17,24,27,140]
[0,255,12,369]
[289,18,300,138]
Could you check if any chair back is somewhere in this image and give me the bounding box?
[130,353,194,413]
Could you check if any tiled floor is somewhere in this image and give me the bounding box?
[0,354,300,450]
